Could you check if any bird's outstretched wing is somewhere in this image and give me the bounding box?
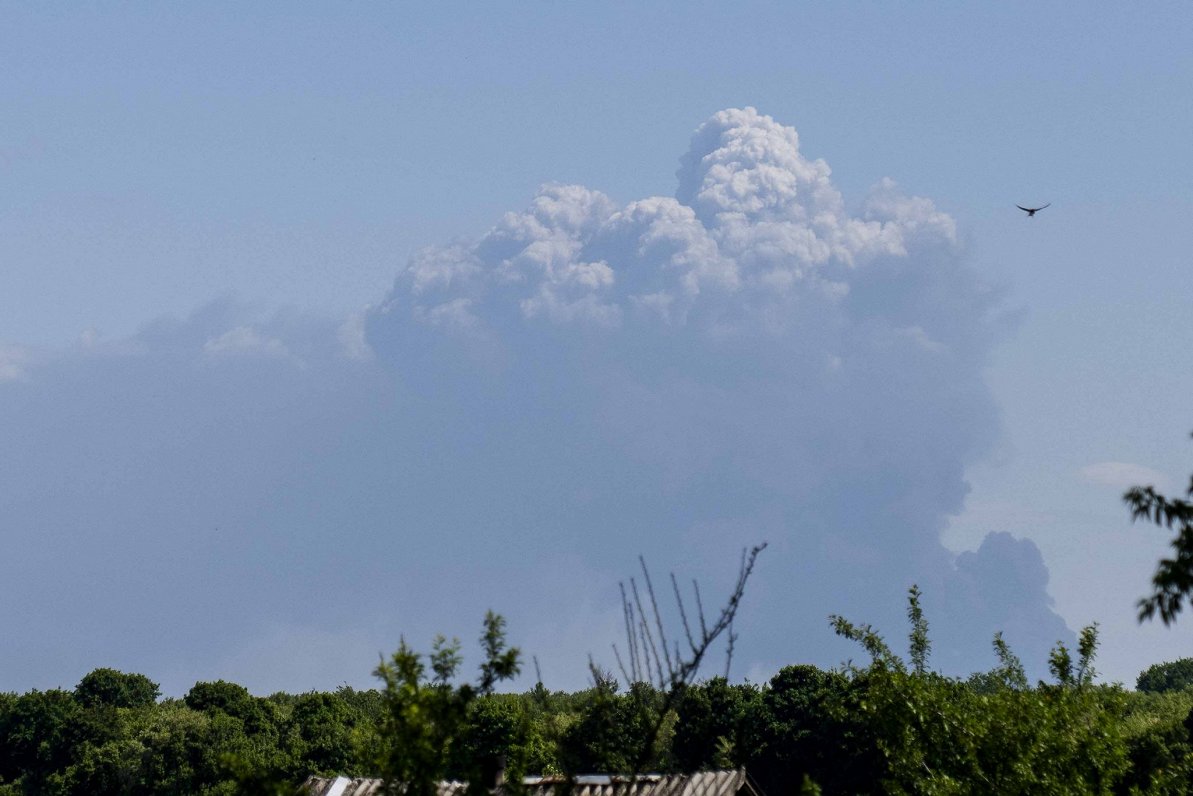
[1017,203,1051,213]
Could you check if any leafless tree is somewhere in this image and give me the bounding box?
[601,543,767,779]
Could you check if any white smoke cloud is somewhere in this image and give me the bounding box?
[384,108,965,341]
[0,108,1069,694]
[365,107,1069,677]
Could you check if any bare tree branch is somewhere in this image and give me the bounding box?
[630,578,665,686]
[639,556,674,679]
[671,572,697,654]
[612,644,632,688]
[724,615,736,679]
[599,542,767,782]
[619,582,640,683]
[692,579,708,640]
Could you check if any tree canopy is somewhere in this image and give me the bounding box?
[1137,659,1193,694]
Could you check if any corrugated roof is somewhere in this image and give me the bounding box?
[303,769,755,796]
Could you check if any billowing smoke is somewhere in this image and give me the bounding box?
[365,107,1072,677]
[0,109,1070,694]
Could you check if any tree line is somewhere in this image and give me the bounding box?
[6,608,1193,794]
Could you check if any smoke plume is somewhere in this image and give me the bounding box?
[0,109,1070,693]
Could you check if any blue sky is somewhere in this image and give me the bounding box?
[2,3,1192,694]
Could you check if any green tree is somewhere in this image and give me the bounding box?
[515,683,578,776]
[371,611,521,796]
[1125,432,1193,625]
[454,696,529,785]
[832,589,1130,793]
[136,701,219,794]
[55,739,146,796]
[1138,658,1193,694]
[740,666,874,796]
[185,680,279,741]
[1048,623,1099,688]
[559,679,665,775]
[184,681,255,718]
[74,668,160,710]
[906,585,930,675]
[671,677,757,773]
[1116,690,1193,793]
[0,689,86,789]
[965,632,1028,694]
[281,691,360,778]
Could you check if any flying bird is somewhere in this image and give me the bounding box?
[1017,203,1050,217]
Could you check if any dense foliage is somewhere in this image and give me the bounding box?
[1138,659,1193,694]
[6,600,1193,793]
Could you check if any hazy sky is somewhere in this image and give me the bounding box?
[2,3,1192,695]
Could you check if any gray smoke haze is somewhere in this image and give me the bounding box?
[0,109,1071,694]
